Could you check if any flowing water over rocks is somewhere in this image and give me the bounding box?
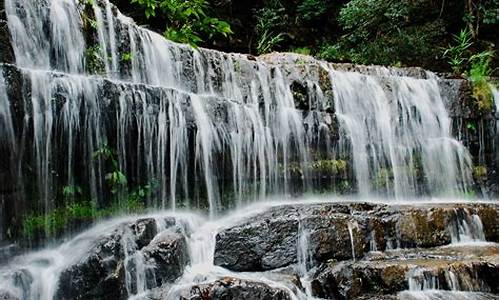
[0,0,498,299]
[0,0,497,240]
[0,199,497,300]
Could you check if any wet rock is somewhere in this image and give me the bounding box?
[0,21,13,64]
[0,291,19,300]
[476,205,499,242]
[129,218,158,249]
[310,245,499,299]
[395,207,452,247]
[55,218,188,300]
[214,203,499,273]
[0,243,20,265]
[398,291,499,300]
[55,230,127,300]
[179,277,291,300]
[214,206,300,271]
[305,213,368,262]
[143,227,190,287]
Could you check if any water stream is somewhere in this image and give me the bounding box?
[0,0,496,299]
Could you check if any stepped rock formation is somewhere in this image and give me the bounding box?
[0,0,497,242]
[0,202,498,299]
[0,0,498,299]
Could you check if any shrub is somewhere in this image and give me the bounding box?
[255,0,287,54]
[443,29,473,75]
[131,0,232,46]
[297,0,328,22]
[468,50,496,113]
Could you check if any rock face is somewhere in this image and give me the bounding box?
[55,218,189,300]
[0,0,498,244]
[142,228,189,287]
[214,202,498,272]
[178,277,291,300]
[311,245,499,299]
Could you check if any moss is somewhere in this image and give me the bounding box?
[380,265,407,290]
[85,45,105,74]
[311,159,347,174]
[473,165,488,180]
[473,80,494,114]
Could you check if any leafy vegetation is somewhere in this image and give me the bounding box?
[130,0,232,46]
[473,165,488,181]
[255,0,287,54]
[468,50,496,113]
[121,52,133,62]
[120,0,498,74]
[21,143,157,239]
[84,45,105,74]
[443,29,474,75]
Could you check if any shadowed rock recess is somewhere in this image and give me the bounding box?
[0,0,498,299]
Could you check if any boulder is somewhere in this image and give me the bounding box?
[214,206,300,271]
[55,218,188,300]
[142,227,189,287]
[178,277,291,300]
[310,244,499,299]
[214,203,499,272]
[55,230,127,300]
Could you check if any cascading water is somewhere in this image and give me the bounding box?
[327,69,473,197]
[0,0,496,299]
[0,0,478,232]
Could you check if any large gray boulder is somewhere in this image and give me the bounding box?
[213,202,499,272]
[178,277,291,300]
[55,218,189,300]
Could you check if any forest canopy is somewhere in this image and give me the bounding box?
[113,0,498,73]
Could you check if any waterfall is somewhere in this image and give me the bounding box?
[0,0,478,240]
[327,69,473,197]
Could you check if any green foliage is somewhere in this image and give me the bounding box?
[473,165,488,180]
[21,194,148,239]
[131,0,232,46]
[297,0,327,22]
[85,45,105,74]
[317,44,345,62]
[373,168,393,189]
[311,159,347,174]
[468,50,495,113]
[255,0,287,54]
[93,143,128,195]
[443,29,473,75]
[22,140,158,239]
[466,121,477,131]
[121,52,133,62]
[62,185,82,198]
[291,47,311,55]
[79,0,95,5]
[329,0,447,66]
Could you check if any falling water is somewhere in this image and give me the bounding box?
[0,0,478,230]
[449,209,486,243]
[347,221,357,260]
[327,69,473,198]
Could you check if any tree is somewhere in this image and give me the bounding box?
[131,0,232,46]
